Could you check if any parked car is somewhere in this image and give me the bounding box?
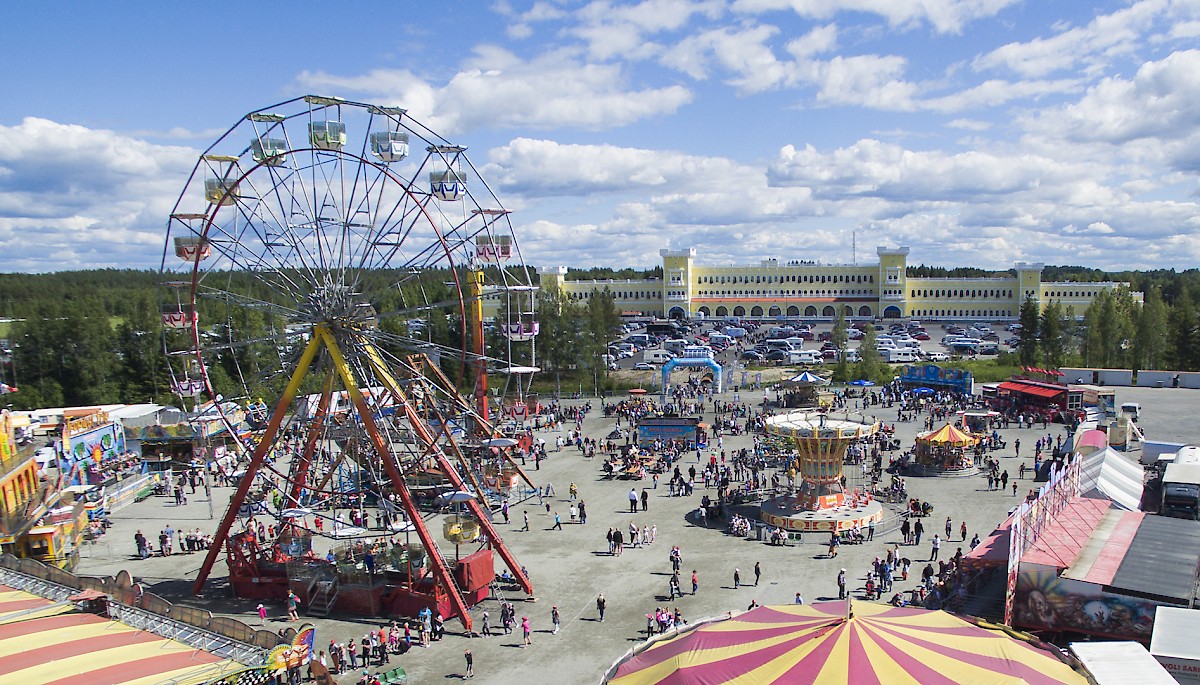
[912,332,930,340]
[925,351,950,362]
[632,362,655,370]
[766,350,790,362]
[741,350,765,361]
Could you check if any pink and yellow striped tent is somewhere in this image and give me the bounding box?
[605,602,1086,685]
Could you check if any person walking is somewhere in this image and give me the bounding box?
[463,648,474,679]
[691,570,699,595]
[578,500,587,524]
[945,517,952,540]
[522,511,530,532]
[837,569,847,600]
[914,519,924,546]
[733,568,741,589]
[641,489,649,511]
[867,519,875,541]
[931,534,941,561]
[134,531,149,560]
[828,532,840,558]
[628,488,638,513]
[753,561,761,586]
[960,520,968,542]
[551,606,561,635]
[552,512,563,530]
[900,518,911,545]
[286,590,300,621]
[597,593,606,622]
[521,616,532,647]
[257,603,267,626]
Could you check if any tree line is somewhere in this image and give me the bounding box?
[2,265,1199,410]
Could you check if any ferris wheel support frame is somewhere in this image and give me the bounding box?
[361,348,535,598]
[404,353,537,491]
[288,373,336,508]
[317,326,478,630]
[192,327,324,595]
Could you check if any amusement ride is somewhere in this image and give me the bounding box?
[159,96,541,629]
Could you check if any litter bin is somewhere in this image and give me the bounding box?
[756,523,767,541]
[1156,380,1165,388]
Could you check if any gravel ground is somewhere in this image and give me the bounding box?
[75,384,1197,684]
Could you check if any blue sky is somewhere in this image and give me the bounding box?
[3,0,1200,272]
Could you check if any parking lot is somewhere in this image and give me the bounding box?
[608,319,1018,378]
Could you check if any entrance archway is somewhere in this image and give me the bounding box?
[883,305,902,319]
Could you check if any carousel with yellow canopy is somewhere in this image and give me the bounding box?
[759,410,883,533]
[913,423,980,472]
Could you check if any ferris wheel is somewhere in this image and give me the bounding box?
[160,96,539,629]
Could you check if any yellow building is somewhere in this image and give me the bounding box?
[538,247,1140,321]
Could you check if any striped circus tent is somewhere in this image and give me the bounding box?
[604,602,1087,685]
[0,584,247,685]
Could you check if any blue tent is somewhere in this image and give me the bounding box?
[849,379,875,387]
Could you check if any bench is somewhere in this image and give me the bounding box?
[381,666,407,684]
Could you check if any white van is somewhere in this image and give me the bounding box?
[884,348,919,363]
[663,339,688,355]
[645,350,674,364]
[790,350,822,365]
[843,349,862,363]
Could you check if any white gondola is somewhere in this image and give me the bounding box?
[173,380,206,396]
[173,236,210,262]
[251,137,288,166]
[309,121,346,150]
[503,312,539,341]
[369,131,409,162]
[204,178,238,206]
[430,169,466,201]
[475,234,511,262]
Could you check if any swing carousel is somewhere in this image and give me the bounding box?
[159,96,541,629]
[759,411,885,533]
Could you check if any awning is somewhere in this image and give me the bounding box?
[997,381,1063,398]
[1078,447,1144,511]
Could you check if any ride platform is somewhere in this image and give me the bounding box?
[758,492,884,533]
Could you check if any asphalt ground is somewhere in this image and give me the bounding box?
[75,384,1198,684]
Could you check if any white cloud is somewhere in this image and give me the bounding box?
[297,49,693,134]
[732,0,1021,34]
[0,118,195,271]
[1020,50,1200,175]
[973,0,1167,77]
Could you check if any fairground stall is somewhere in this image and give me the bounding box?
[897,364,974,395]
